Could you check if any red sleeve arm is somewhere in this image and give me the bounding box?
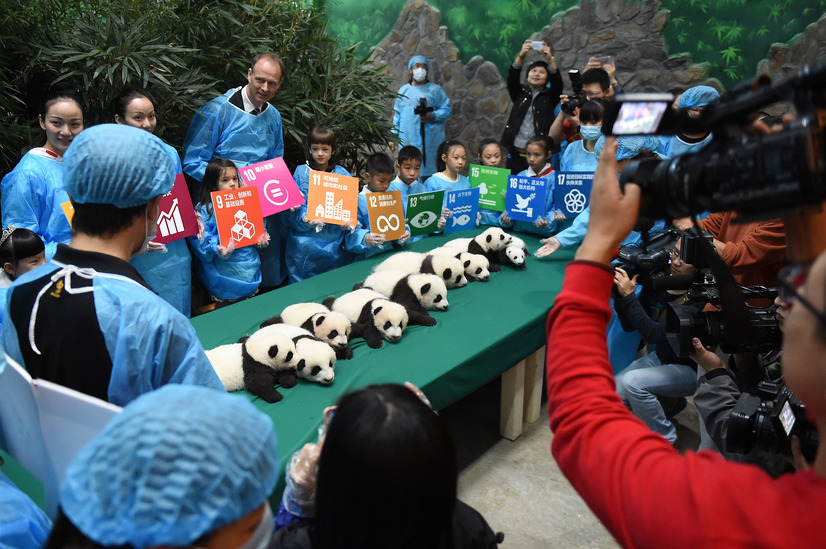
[543,260,812,548]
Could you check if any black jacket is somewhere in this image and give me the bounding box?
[500,65,563,151]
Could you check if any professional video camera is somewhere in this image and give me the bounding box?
[561,69,587,116]
[413,97,434,117]
[601,63,826,220]
[615,227,680,286]
[665,283,782,357]
[727,379,819,462]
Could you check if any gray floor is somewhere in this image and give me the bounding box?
[440,379,701,548]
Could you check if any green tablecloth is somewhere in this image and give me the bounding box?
[191,228,574,501]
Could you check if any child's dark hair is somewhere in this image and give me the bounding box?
[579,99,607,125]
[366,153,395,176]
[397,145,422,164]
[435,139,466,173]
[477,138,502,159]
[112,88,156,121]
[0,227,45,274]
[200,158,238,213]
[308,126,337,150]
[526,135,552,154]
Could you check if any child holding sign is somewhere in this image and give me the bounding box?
[347,153,409,261]
[500,135,560,236]
[189,158,265,304]
[475,139,508,227]
[286,126,355,283]
[425,139,481,231]
[389,145,426,203]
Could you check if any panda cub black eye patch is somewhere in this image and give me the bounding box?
[329,330,338,338]
[297,359,306,370]
[285,351,293,362]
[311,366,321,376]
[384,321,392,330]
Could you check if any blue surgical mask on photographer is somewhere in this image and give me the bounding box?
[580,125,602,142]
[412,68,427,82]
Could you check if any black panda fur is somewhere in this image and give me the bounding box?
[420,254,465,289]
[261,310,354,360]
[238,338,297,404]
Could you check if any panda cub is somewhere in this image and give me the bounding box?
[356,269,448,323]
[498,235,530,270]
[324,288,426,349]
[205,324,298,404]
[261,302,353,360]
[444,227,513,270]
[427,246,491,282]
[255,324,337,386]
[373,251,467,289]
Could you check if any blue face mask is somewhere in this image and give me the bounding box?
[580,125,602,142]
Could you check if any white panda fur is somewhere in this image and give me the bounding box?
[427,247,491,282]
[445,228,513,268]
[358,270,448,319]
[293,334,336,385]
[261,302,353,360]
[374,251,467,289]
[323,288,410,349]
[499,235,530,270]
[205,325,298,403]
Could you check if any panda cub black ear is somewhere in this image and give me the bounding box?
[315,315,325,327]
[268,345,279,358]
[421,283,431,294]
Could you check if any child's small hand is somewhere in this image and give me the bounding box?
[343,222,356,233]
[441,207,451,219]
[364,233,385,247]
[552,209,567,222]
[476,211,481,227]
[437,217,446,230]
[195,212,205,240]
[217,239,236,258]
[500,212,512,226]
[398,230,410,244]
[291,204,301,212]
[257,232,271,248]
[535,217,550,228]
[535,236,561,257]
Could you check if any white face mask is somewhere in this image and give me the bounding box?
[131,204,158,258]
[412,68,427,82]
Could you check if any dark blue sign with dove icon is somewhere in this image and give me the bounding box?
[505,175,548,223]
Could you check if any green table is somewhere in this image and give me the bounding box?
[191,228,573,500]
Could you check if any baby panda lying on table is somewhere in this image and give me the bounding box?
[261,302,354,360]
[427,246,491,282]
[324,288,434,349]
[445,227,527,270]
[355,269,448,325]
[373,251,467,289]
[206,324,336,403]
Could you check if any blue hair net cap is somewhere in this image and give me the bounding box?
[408,55,430,70]
[594,135,661,160]
[677,85,720,108]
[63,124,175,208]
[60,385,279,548]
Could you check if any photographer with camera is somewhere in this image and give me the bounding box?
[501,39,562,174]
[546,137,826,547]
[392,55,451,179]
[613,239,701,447]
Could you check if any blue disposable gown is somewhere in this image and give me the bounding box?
[1,149,72,259]
[560,139,599,172]
[656,133,713,158]
[393,82,451,178]
[188,204,262,301]
[182,88,286,286]
[286,164,352,283]
[130,143,192,316]
[0,471,52,549]
[500,167,558,237]
[391,177,431,245]
[2,258,225,406]
[181,88,284,182]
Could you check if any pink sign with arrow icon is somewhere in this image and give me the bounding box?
[238,157,305,217]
